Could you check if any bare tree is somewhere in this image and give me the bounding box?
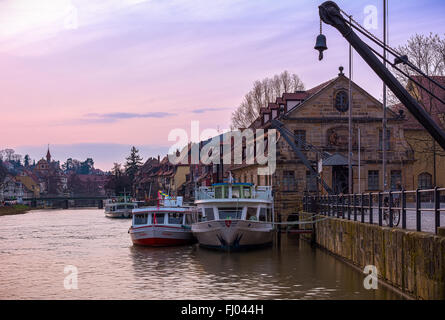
[231,70,304,129]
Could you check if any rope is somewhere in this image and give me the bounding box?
[272,216,331,226]
[271,213,332,225]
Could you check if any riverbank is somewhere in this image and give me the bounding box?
[0,205,31,216]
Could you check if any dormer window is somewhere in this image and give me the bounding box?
[334,90,349,112]
[264,114,270,123]
[272,109,278,119]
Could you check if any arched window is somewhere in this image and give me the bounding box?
[334,90,349,112]
[418,172,432,189]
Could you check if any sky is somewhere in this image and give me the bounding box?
[1,0,444,170]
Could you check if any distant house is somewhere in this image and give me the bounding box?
[0,175,34,202]
[15,169,41,198]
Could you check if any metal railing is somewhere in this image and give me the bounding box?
[303,188,445,234]
[195,186,273,201]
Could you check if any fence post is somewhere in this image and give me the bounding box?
[336,194,339,218]
[353,194,357,221]
[402,189,406,229]
[361,193,365,223]
[434,187,440,234]
[416,189,421,232]
[369,192,373,224]
[389,190,393,228]
[348,194,351,220]
[378,192,382,226]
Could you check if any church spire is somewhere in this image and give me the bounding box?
[46,144,51,163]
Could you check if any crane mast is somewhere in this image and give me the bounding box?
[318,1,445,151]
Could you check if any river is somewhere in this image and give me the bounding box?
[0,208,403,300]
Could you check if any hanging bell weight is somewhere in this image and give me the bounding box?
[314,34,328,61]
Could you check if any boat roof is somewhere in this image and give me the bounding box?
[132,206,195,214]
[105,202,137,206]
[212,183,253,187]
[195,199,272,205]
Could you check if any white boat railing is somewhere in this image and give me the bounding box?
[195,185,273,201]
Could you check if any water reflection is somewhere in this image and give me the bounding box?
[0,209,403,300]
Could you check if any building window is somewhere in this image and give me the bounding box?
[368,170,379,191]
[294,130,306,149]
[334,90,349,112]
[418,172,432,190]
[283,171,296,192]
[306,171,317,192]
[379,129,391,151]
[272,109,278,119]
[390,170,402,190]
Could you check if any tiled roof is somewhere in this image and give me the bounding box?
[391,76,445,130]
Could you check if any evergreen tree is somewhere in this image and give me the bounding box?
[24,155,30,167]
[125,147,143,183]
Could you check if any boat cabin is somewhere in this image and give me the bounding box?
[132,210,194,227]
[196,183,273,201]
[194,183,274,223]
[106,202,137,212]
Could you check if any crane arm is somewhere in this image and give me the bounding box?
[271,119,334,195]
[319,1,445,151]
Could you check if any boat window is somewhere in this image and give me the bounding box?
[215,186,226,199]
[267,208,272,222]
[246,207,257,221]
[204,208,215,221]
[232,186,241,198]
[134,213,148,225]
[185,214,193,225]
[168,213,183,225]
[117,205,125,210]
[259,208,267,221]
[243,186,251,198]
[153,213,165,224]
[219,208,242,220]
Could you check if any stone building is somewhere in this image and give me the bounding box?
[230,68,415,219]
[392,76,445,190]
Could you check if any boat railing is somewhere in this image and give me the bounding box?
[195,185,272,201]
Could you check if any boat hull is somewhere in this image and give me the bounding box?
[192,220,274,251]
[130,225,195,247]
[105,210,132,219]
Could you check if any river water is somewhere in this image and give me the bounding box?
[0,209,402,300]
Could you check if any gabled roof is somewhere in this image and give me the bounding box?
[285,74,397,117]
[392,76,445,130]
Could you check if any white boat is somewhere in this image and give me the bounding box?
[104,198,138,218]
[129,197,196,247]
[192,183,275,251]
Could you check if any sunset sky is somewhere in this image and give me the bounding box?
[1,0,444,170]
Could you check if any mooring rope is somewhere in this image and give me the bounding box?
[271,214,331,226]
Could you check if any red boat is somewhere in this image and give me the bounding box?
[129,197,196,247]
